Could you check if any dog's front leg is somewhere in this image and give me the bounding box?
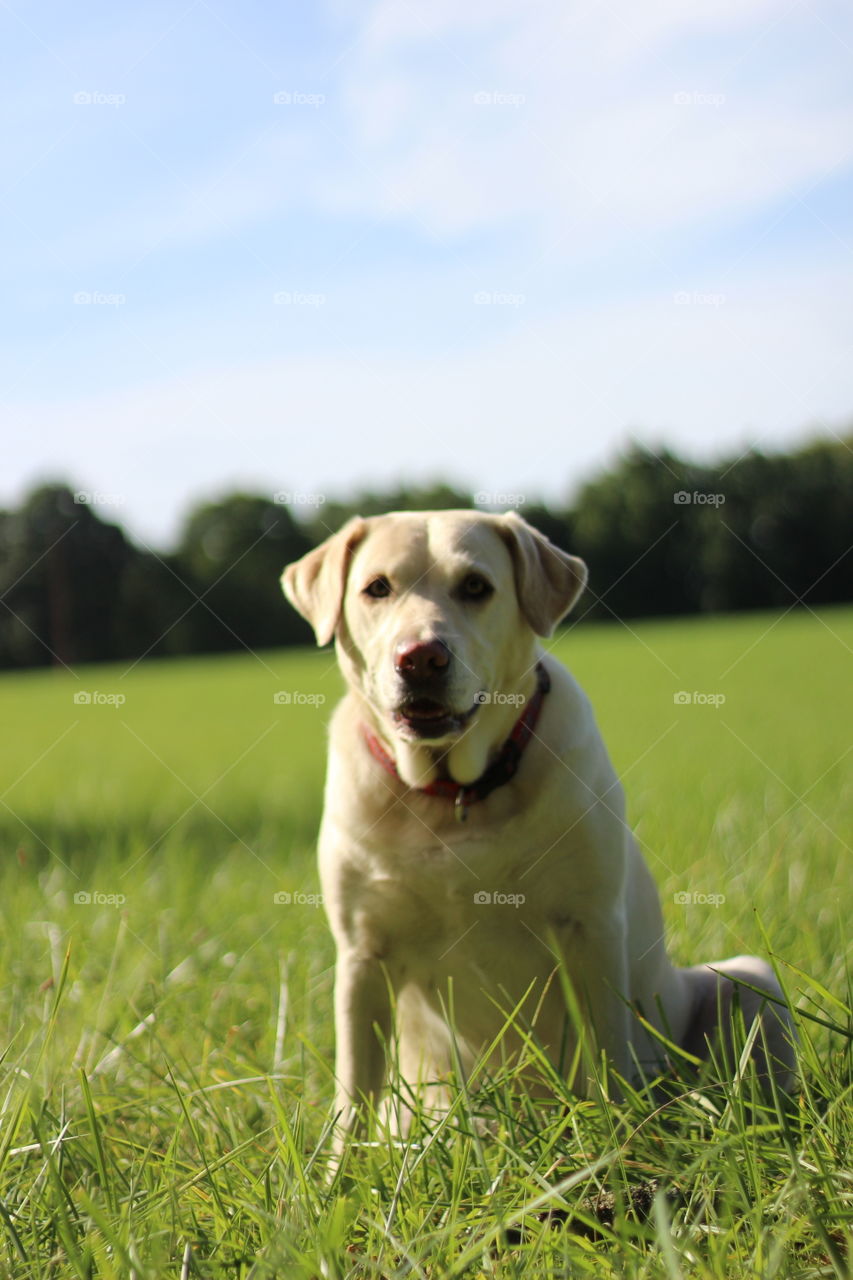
[333,948,392,1136]
[559,914,632,1091]
[587,950,632,1090]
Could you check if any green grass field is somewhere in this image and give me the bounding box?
[0,608,850,1278]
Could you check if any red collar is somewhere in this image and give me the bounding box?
[363,663,551,822]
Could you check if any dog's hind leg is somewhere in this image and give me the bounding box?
[679,955,797,1092]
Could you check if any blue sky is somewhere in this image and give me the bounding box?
[2,0,852,546]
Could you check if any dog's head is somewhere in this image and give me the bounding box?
[282,510,586,788]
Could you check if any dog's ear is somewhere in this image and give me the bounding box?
[281,516,369,646]
[498,511,587,637]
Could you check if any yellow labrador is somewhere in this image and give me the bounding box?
[282,510,795,1134]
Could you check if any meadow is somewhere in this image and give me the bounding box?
[0,607,850,1278]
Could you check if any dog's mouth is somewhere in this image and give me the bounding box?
[393,696,480,741]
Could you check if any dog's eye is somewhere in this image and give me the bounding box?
[459,573,493,601]
[363,576,392,599]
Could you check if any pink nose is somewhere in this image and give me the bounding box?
[394,639,451,681]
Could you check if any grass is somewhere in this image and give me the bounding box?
[0,607,850,1277]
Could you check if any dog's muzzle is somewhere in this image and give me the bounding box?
[392,638,480,740]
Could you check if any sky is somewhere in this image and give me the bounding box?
[2,0,852,548]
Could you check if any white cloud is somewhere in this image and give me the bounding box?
[318,0,853,254]
[3,0,851,544]
[10,1,851,277]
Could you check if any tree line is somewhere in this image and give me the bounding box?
[0,432,849,670]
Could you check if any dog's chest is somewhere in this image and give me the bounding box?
[343,813,602,967]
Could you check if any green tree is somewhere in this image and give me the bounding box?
[174,493,313,654]
[0,484,136,668]
[303,482,473,545]
[698,437,853,612]
[570,446,716,619]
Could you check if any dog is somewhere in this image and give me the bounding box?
[282,509,795,1136]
